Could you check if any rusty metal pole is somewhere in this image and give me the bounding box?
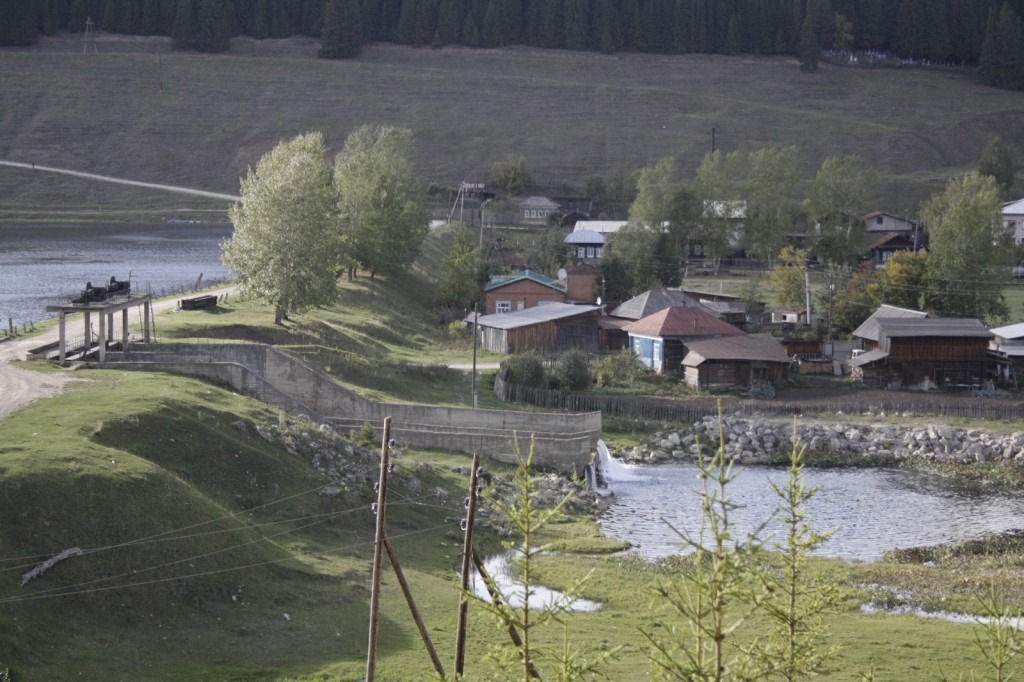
[383,533,447,679]
[365,417,392,682]
[453,453,481,678]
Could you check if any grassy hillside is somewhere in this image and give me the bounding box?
[1,34,1023,220]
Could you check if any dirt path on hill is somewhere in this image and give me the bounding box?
[0,288,234,423]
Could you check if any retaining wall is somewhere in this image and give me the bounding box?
[102,343,600,471]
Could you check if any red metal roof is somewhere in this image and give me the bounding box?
[623,306,744,338]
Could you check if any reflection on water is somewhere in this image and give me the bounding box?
[598,458,1024,563]
[0,222,232,323]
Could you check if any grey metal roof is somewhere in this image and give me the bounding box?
[682,333,790,365]
[874,317,992,339]
[564,229,604,245]
[609,288,715,320]
[852,304,929,341]
[991,322,1024,340]
[476,303,601,330]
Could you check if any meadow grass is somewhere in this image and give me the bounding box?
[2,36,1023,220]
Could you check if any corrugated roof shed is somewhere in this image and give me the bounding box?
[476,303,601,330]
[624,306,744,338]
[682,333,790,365]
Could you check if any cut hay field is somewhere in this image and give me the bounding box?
[1,33,1023,220]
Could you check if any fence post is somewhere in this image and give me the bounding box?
[453,453,481,678]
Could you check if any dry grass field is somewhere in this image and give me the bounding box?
[1,33,1023,219]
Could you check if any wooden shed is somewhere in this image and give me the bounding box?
[848,317,992,389]
[681,334,791,390]
[476,303,602,354]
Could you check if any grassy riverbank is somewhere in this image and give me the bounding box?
[1,361,1022,679]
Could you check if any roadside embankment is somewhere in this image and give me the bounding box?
[623,414,1024,466]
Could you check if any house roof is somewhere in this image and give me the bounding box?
[873,318,992,343]
[681,289,741,302]
[867,232,917,250]
[520,196,560,209]
[564,229,604,245]
[475,303,601,330]
[624,306,744,338]
[484,269,566,294]
[573,220,628,235]
[864,211,918,229]
[1003,198,1024,216]
[610,288,716,320]
[852,304,928,341]
[991,322,1024,340]
[682,333,790,366]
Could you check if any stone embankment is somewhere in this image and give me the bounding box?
[622,414,1024,466]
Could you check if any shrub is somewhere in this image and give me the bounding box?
[554,349,591,392]
[505,351,546,388]
[593,349,648,388]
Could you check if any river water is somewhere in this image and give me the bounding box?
[597,456,1024,563]
[0,222,232,325]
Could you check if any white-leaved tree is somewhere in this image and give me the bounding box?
[222,132,339,325]
[334,125,428,280]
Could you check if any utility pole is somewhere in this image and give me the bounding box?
[83,17,94,53]
[365,418,392,682]
[453,454,481,678]
[804,267,812,327]
[471,303,479,409]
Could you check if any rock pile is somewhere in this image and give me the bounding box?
[623,414,1024,466]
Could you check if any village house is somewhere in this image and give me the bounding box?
[988,321,1024,388]
[1003,198,1024,245]
[483,269,567,315]
[623,305,744,374]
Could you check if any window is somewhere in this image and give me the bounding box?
[653,342,661,367]
[586,247,595,258]
[496,300,511,313]
[876,216,884,225]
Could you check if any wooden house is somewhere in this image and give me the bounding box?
[606,288,720,351]
[987,321,1024,387]
[848,317,992,389]
[867,232,919,266]
[682,333,791,390]
[475,303,602,354]
[1003,198,1024,246]
[484,269,567,315]
[519,196,561,225]
[623,306,744,374]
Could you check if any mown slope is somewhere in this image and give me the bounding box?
[0,365,479,680]
[1,34,1022,219]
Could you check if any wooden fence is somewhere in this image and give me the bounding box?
[493,371,1024,423]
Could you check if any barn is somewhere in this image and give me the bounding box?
[475,303,602,354]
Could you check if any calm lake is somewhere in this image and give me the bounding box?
[0,222,232,325]
[597,455,1024,563]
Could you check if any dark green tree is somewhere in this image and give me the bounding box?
[563,0,589,49]
[994,2,1024,89]
[979,7,1000,83]
[435,0,462,43]
[320,0,363,58]
[798,2,819,71]
[480,0,499,46]
[195,0,230,52]
[172,0,197,49]
[249,0,271,38]
[978,136,1016,197]
[0,0,39,44]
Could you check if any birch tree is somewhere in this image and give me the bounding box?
[222,132,339,325]
[334,125,429,279]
